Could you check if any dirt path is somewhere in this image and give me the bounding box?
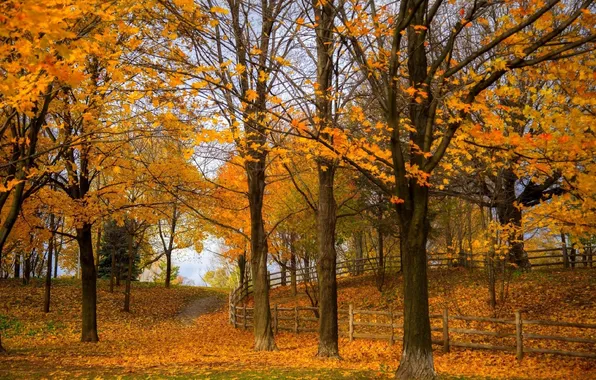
[177,295,225,325]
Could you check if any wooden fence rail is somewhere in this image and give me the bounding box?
[228,246,596,360]
[229,304,596,360]
[230,246,595,307]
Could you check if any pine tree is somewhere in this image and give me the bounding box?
[97,221,141,281]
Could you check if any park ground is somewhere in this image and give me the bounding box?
[0,269,595,379]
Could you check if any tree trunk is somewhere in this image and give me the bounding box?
[561,232,569,268]
[238,254,246,290]
[23,253,31,285]
[496,169,531,270]
[44,215,55,313]
[317,162,339,358]
[376,222,385,291]
[303,257,310,283]
[353,231,364,275]
[280,259,287,286]
[395,192,435,379]
[123,225,134,312]
[95,225,102,277]
[0,180,26,264]
[110,246,116,293]
[395,5,435,374]
[165,251,172,289]
[14,254,20,278]
[54,250,59,278]
[246,142,276,351]
[290,247,297,296]
[77,223,99,342]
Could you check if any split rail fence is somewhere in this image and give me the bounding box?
[229,304,596,360]
[228,246,596,360]
[230,246,595,307]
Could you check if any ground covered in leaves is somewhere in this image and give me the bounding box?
[0,269,595,379]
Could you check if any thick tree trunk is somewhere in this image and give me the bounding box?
[77,223,99,342]
[317,162,339,358]
[496,169,531,270]
[0,181,26,264]
[396,5,435,374]
[123,226,134,312]
[247,148,276,351]
[396,192,435,379]
[44,216,55,313]
[165,251,172,289]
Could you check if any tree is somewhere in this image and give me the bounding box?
[153,259,180,285]
[328,1,596,377]
[97,220,142,282]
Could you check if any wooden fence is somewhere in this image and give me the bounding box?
[230,246,595,307]
[229,303,596,360]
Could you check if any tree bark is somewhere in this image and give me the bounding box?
[395,4,435,375]
[289,246,297,296]
[246,133,276,351]
[165,251,172,289]
[14,254,20,278]
[44,215,55,313]
[77,223,99,342]
[54,249,59,278]
[561,232,569,268]
[303,256,310,283]
[496,169,531,270]
[237,254,246,290]
[317,162,339,358]
[0,176,26,262]
[110,244,116,292]
[376,220,385,291]
[395,191,435,379]
[123,223,134,312]
[353,231,364,275]
[23,252,31,285]
[280,259,287,286]
[95,225,102,277]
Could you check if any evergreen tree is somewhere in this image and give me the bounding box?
[97,220,141,281]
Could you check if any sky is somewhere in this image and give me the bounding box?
[57,236,224,287]
[171,238,221,286]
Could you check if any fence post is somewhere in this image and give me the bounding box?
[232,299,237,328]
[389,307,395,346]
[228,291,232,324]
[294,306,299,333]
[243,304,247,330]
[443,308,450,353]
[274,303,278,335]
[515,310,523,360]
[349,303,354,342]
